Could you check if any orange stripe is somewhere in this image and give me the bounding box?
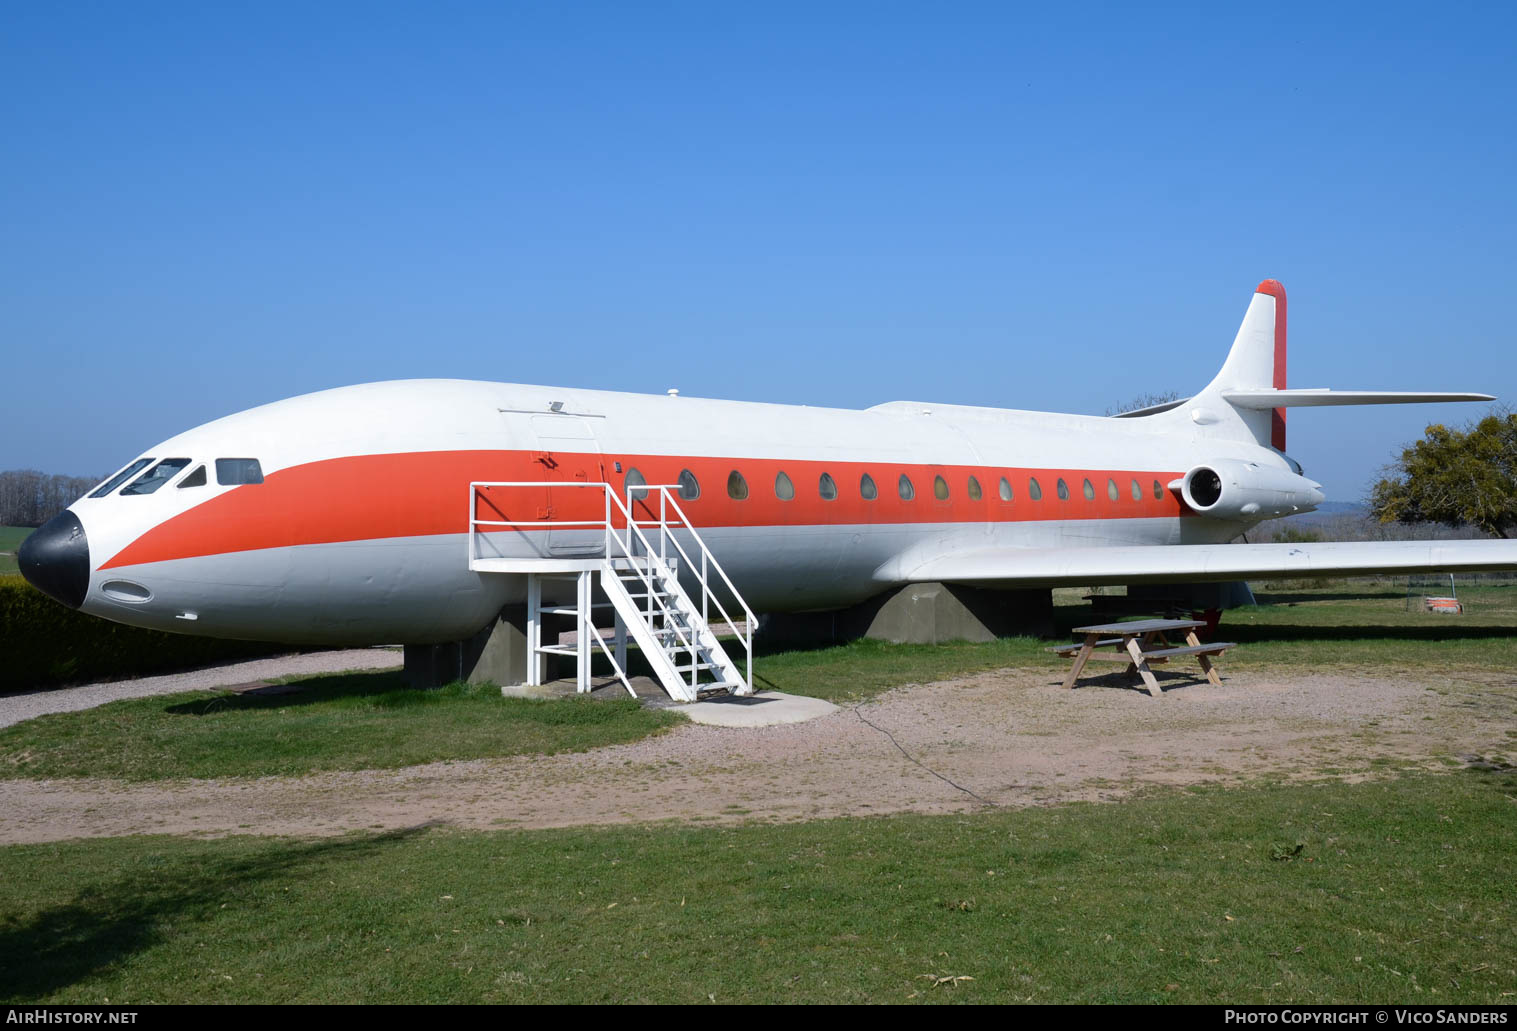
[100,449,1188,569]
[1257,278,1289,451]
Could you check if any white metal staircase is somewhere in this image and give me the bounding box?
[467,481,755,702]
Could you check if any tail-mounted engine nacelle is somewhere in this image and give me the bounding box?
[1175,459,1324,521]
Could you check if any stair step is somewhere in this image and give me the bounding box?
[540,603,612,615]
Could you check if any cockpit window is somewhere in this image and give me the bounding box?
[178,465,207,488]
[216,458,264,485]
[121,458,191,496]
[90,458,153,498]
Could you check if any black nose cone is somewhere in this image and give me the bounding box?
[18,511,90,609]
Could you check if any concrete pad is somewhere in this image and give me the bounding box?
[679,690,839,728]
[499,675,662,700]
[499,681,583,699]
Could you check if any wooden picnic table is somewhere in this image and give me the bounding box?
[1051,618,1235,697]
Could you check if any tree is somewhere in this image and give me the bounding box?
[1104,391,1182,417]
[0,470,103,527]
[1369,409,1517,539]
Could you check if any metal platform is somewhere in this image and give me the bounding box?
[466,481,755,702]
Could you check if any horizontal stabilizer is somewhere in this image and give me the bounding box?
[1221,388,1495,409]
[895,539,1517,588]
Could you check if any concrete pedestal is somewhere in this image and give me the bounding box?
[403,604,570,689]
[760,582,1053,647]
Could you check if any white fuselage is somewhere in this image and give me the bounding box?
[61,379,1289,644]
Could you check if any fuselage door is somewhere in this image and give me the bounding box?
[528,414,606,555]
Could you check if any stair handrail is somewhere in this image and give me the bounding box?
[466,479,610,563]
[468,480,700,663]
[630,487,755,693]
[469,479,755,694]
[599,485,703,669]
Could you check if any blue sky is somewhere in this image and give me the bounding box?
[3,2,1513,501]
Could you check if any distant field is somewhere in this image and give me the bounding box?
[1220,581,1517,674]
[0,526,29,575]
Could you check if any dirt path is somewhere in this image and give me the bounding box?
[3,666,1513,844]
[0,649,402,729]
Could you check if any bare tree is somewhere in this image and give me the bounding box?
[0,470,104,527]
[1104,391,1183,417]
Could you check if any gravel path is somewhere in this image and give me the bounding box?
[0,648,403,729]
[2,666,1513,844]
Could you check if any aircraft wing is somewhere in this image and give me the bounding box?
[898,539,1517,588]
[1220,388,1495,408]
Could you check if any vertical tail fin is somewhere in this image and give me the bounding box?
[1197,279,1288,449]
[1189,280,1490,447]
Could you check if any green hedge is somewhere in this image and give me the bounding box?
[1,575,301,692]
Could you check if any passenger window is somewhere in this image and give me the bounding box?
[1057,478,1070,501]
[819,473,838,501]
[122,458,191,496]
[727,470,749,500]
[998,477,1012,502]
[775,471,795,501]
[624,467,648,501]
[1153,479,1163,499]
[178,465,207,489]
[1131,478,1142,501]
[1028,477,1042,501]
[933,475,949,501]
[1082,478,1095,501]
[1107,478,1118,502]
[677,469,700,501]
[898,474,915,501]
[860,473,878,500]
[967,476,982,501]
[90,458,153,498]
[215,458,264,486]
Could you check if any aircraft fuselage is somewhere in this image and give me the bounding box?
[37,378,1288,644]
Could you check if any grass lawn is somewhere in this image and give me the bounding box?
[0,674,681,781]
[1,770,1512,1004]
[1224,581,1517,672]
[0,526,29,576]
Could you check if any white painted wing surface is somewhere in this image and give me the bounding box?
[1220,389,1495,408]
[903,539,1517,588]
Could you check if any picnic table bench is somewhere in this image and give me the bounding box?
[1050,619,1235,697]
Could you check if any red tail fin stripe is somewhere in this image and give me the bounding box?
[1256,279,1288,451]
